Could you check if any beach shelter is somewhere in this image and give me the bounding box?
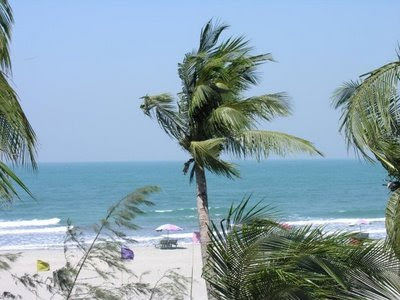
[121,246,134,260]
[37,260,50,272]
[155,224,183,238]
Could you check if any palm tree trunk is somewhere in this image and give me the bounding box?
[195,165,213,297]
[195,165,210,264]
[386,189,400,258]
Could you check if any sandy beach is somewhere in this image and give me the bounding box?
[0,244,207,299]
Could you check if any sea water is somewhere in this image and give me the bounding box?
[0,160,390,250]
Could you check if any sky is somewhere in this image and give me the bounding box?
[9,0,400,162]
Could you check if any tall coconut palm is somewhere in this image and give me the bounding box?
[205,198,400,300]
[332,52,400,255]
[140,20,322,279]
[0,0,36,203]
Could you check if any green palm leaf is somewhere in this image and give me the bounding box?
[227,130,322,160]
[240,93,291,121]
[333,53,400,258]
[190,84,220,115]
[190,138,239,178]
[0,161,33,204]
[0,1,36,204]
[198,20,229,53]
[207,103,252,133]
[140,94,185,140]
[348,271,400,300]
[332,59,400,168]
[0,73,36,166]
[206,198,400,300]
[0,0,12,72]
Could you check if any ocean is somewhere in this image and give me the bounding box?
[0,160,390,250]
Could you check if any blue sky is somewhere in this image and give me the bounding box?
[10,0,400,162]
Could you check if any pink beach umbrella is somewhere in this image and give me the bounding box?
[155,224,183,238]
[351,219,369,231]
[356,219,369,225]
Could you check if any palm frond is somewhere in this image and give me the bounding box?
[227,130,323,160]
[0,161,33,204]
[0,73,36,167]
[0,1,37,205]
[332,80,360,110]
[240,93,292,121]
[215,35,250,57]
[190,138,239,178]
[189,84,220,115]
[332,60,400,171]
[348,271,400,300]
[0,71,36,204]
[140,94,185,140]
[207,93,291,133]
[198,19,229,53]
[369,135,400,177]
[207,103,252,133]
[220,53,273,92]
[0,0,12,72]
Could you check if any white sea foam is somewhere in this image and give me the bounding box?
[134,236,162,242]
[0,216,387,250]
[286,218,385,226]
[162,232,193,239]
[0,218,61,228]
[154,210,173,213]
[0,243,65,251]
[0,226,69,236]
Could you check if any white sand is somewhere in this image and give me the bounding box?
[0,244,207,299]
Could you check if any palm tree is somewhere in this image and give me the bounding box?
[140,20,321,280]
[205,198,400,300]
[332,52,400,256]
[0,0,36,203]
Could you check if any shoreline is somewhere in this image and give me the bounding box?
[0,216,387,251]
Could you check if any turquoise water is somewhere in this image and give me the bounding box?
[0,160,390,249]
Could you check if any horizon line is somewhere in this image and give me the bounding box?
[34,157,362,164]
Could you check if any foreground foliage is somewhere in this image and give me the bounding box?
[1,186,188,300]
[0,0,36,204]
[205,198,400,300]
[332,52,400,177]
[332,51,400,257]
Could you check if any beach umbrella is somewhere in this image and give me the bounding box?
[356,219,369,225]
[155,224,183,238]
[350,219,369,231]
